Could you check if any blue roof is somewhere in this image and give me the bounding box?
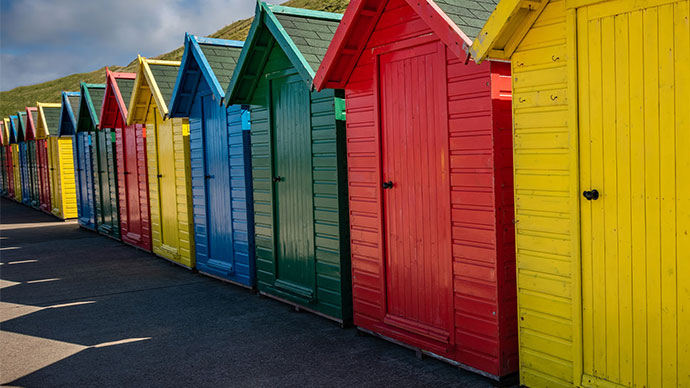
[58,91,80,137]
[169,33,244,117]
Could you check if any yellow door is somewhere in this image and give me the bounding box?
[12,144,22,201]
[48,137,62,217]
[154,113,180,256]
[577,1,689,387]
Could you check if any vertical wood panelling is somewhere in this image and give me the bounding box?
[37,139,51,213]
[12,144,21,201]
[249,39,350,319]
[578,2,690,387]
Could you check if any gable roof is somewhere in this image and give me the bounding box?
[469,0,549,62]
[7,117,17,144]
[314,0,499,90]
[58,91,81,136]
[100,68,136,129]
[14,112,26,142]
[77,82,106,132]
[24,107,38,141]
[169,34,244,114]
[36,102,63,138]
[127,56,181,124]
[226,2,342,105]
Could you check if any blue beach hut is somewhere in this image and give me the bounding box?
[169,34,254,287]
[73,83,106,231]
[12,113,31,206]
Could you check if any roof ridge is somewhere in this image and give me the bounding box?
[265,3,343,21]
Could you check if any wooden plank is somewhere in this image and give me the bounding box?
[674,2,690,385]
[601,16,620,382]
[643,7,662,387]
[657,4,677,387]
[613,11,633,386]
[627,10,648,387]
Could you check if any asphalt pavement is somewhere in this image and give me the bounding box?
[0,198,498,388]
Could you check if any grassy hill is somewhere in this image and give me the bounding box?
[0,0,348,118]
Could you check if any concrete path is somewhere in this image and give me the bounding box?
[0,198,498,388]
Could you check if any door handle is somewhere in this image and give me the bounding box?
[583,189,599,201]
[382,181,393,189]
[123,171,131,175]
[204,174,213,179]
[157,174,163,178]
[272,176,282,183]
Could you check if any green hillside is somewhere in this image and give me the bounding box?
[0,0,348,118]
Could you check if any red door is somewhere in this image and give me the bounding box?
[123,124,142,243]
[379,41,454,344]
[37,139,51,212]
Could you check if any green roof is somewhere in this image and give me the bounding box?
[148,63,180,108]
[272,10,340,72]
[433,0,499,40]
[43,106,62,136]
[118,78,135,108]
[30,110,38,134]
[198,43,242,93]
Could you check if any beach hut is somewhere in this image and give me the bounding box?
[13,113,31,206]
[34,104,53,214]
[93,74,122,241]
[313,0,515,378]
[0,120,7,196]
[129,56,195,267]
[226,3,351,322]
[469,1,690,387]
[3,118,14,199]
[8,117,21,202]
[168,34,254,285]
[25,107,41,208]
[101,69,151,250]
[74,82,106,231]
[37,101,76,219]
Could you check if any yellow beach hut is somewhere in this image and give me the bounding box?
[7,117,22,202]
[37,101,77,219]
[470,1,689,387]
[127,56,195,268]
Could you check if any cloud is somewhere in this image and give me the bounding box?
[0,0,280,91]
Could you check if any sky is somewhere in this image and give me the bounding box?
[0,0,280,91]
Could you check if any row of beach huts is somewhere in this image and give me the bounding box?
[0,1,688,387]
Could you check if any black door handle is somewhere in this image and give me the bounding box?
[583,189,599,200]
[204,174,213,179]
[157,174,163,178]
[272,176,282,183]
[382,181,393,189]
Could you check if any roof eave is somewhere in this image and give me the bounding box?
[469,0,549,62]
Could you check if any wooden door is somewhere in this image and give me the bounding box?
[123,125,142,240]
[379,41,453,343]
[270,74,315,300]
[153,112,180,253]
[201,94,234,272]
[76,133,94,227]
[48,138,62,216]
[578,1,689,387]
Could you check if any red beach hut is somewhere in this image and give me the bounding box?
[100,69,151,251]
[314,0,516,379]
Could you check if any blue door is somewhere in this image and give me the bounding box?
[198,93,235,277]
[75,132,96,230]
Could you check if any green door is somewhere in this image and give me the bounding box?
[271,74,315,300]
[96,130,119,238]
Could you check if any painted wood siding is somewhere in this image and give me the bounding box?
[47,137,77,219]
[12,144,21,201]
[146,111,195,268]
[37,139,51,213]
[94,129,120,239]
[226,105,254,284]
[74,132,96,229]
[342,0,515,376]
[115,123,151,251]
[28,141,39,207]
[249,44,351,321]
[510,1,577,386]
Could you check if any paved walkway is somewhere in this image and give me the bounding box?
[0,198,497,388]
